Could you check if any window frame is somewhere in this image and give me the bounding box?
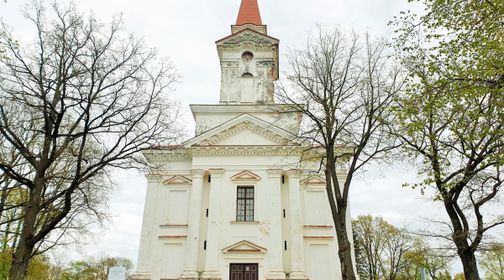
[236,186,255,222]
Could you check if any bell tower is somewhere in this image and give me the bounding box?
[216,0,279,104]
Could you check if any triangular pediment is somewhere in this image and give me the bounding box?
[231,170,261,182]
[184,114,301,147]
[222,240,267,254]
[301,175,326,185]
[216,28,279,45]
[163,175,192,185]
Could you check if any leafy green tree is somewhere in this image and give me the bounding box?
[454,273,466,280]
[354,216,454,280]
[481,244,504,280]
[61,257,133,280]
[391,1,504,279]
[353,215,412,280]
[400,239,453,280]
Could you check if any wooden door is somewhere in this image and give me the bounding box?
[229,263,258,280]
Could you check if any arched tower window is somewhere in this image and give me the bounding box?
[241,51,254,63]
[241,73,254,78]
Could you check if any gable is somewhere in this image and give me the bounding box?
[231,170,261,182]
[222,240,267,254]
[200,121,290,146]
[301,176,326,185]
[163,175,192,185]
[216,28,279,45]
[184,114,301,148]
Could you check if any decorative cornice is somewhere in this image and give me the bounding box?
[189,104,302,114]
[303,236,334,240]
[286,169,301,178]
[208,168,226,176]
[191,169,205,177]
[159,224,188,228]
[145,173,163,181]
[304,225,333,229]
[216,28,279,45]
[190,146,304,157]
[266,169,283,176]
[158,235,187,239]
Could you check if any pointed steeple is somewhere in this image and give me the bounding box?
[236,0,263,26]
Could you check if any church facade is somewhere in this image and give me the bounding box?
[132,1,351,279]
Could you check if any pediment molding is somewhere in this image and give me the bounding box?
[199,120,291,146]
[223,32,274,45]
[222,240,267,254]
[231,170,261,182]
[216,28,279,46]
[163,175,192,185]
[184,114,302,148]
[301,175,326,185]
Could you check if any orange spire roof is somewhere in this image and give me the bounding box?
[236,0,263,26]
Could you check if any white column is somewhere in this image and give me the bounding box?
[202,169,225,280]
[287,170,309,280]
[180,170,205,280]
[266,169,287,280]
[132,174,160,280]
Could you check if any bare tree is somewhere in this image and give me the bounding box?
[0,1,181,278]
[277,27,405,280]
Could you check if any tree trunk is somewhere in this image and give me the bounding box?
[444,200,481,280]
[325,153,357,280]
[334,210,357,280]
[8,237,33,280]
[8,181,42,280]
[458,247,480,280]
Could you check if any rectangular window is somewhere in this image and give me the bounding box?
[236,186,254,222]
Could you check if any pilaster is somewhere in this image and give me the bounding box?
[180,169,206,280]
[287,170,309,280]
[133,174,162,278]
[265,169,286,280]
[202,169,226,280]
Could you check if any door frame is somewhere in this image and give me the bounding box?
[229,263,259,280]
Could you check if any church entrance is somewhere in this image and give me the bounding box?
[229,263,258,280]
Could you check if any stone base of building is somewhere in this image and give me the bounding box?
[131,272,151,280]
[201,270,222,280]
[288,271,309,280]
[265,270,287,280]
[179,270,200,280]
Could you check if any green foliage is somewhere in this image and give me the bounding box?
[401,239,452,280]
[481,244,504,280]
[391,0,504,277]
[0,249,12,279]
[0,249,52,280]
[453,273,466,280]
[353,215,453,280]
[0,252,134,280]
[61,257,133,280]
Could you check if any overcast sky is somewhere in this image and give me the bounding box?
[2,0,500,273]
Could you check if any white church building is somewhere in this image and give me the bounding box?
[132,1,351,279]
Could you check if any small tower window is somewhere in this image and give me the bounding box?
[242,51,254,62]
[241,73,253,78]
